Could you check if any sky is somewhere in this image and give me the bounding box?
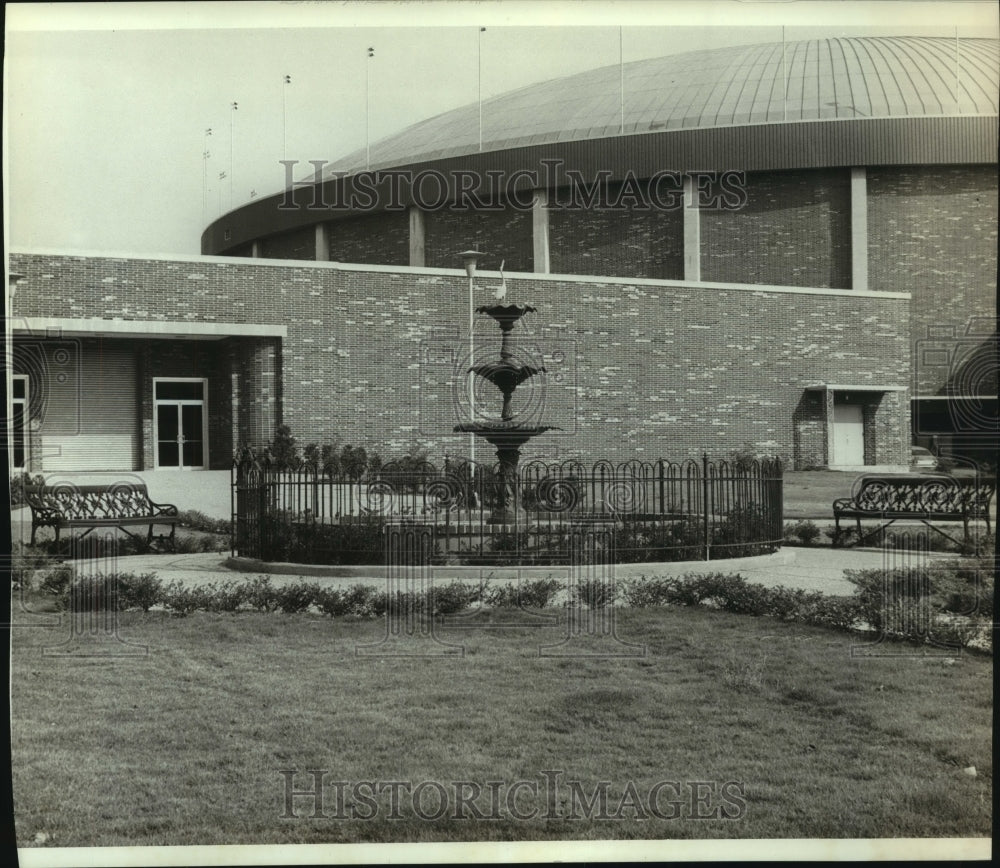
[4,1,998,257]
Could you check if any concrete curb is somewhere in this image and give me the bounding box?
[223,548,796,581]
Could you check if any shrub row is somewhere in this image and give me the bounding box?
[26,558,991,650]
[247,510,780,567]
[32,572,565,618]
[583,573,864,631]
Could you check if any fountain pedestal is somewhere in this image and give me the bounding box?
[454,303,557,524]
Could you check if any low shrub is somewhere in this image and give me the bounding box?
[275,581,319,614]
[784,520,822,546]
[10,544,60,588]
[620,576,676,607]
[845,557,992,648]
[38,565,74,601]
[268,518,387,566]
[573,578,619,609]
[711,506,779,558]
[176,510,232,536]
[484,578,562,609]
[617,521,703,563]
[202,581,249,613]
[162,582,211,617]
[245,576,281,612]
[428,581,479,615]
[620,573,866,633]
[116,572,163,612]
[314,587,350,617]
[314,584,383,618]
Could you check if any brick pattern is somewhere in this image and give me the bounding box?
[10,253,910,469]
[701,169,851,289]
[327,212,409,266]
[260,225,315,260]
[423,207,532,272]
[548,185,684,279]
[867,164,998,396]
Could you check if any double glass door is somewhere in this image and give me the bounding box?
[154,379,207,469]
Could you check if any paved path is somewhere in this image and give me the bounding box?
[62,546,961,598]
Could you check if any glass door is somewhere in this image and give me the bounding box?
[11,375,28,469]
[154,379,207,469]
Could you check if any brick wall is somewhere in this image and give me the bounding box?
[549,185,684,279]
[423,207,532,272]
[327,212,409,266]
[10,253,910,468]
[260,225,315,260]
[867,164,998,396]
[701,169,852,289]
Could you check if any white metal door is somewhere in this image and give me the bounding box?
[833,403,865,465]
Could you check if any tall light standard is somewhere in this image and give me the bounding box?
[459,249,482,471]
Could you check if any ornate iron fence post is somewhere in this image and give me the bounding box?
[702,453,710,561]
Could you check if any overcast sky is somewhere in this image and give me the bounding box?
[4,1,998,256]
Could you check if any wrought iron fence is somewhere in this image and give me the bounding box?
[232,454,783,565]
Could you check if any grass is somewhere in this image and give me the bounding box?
[11,594,991,846]
[781,471,863,519]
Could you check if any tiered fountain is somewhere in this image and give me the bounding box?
[454,303,558,524]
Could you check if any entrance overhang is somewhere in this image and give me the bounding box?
[804,384,909,472]
[12,317,287,341]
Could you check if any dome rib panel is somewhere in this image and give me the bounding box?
[317,37,998,179]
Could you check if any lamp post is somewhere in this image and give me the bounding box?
[459,250,482,471]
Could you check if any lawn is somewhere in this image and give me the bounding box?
[781,471,860,519]
[10,595,992,846]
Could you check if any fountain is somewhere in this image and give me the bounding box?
[454,302,558,524]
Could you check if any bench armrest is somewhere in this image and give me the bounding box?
[148,500,179,517]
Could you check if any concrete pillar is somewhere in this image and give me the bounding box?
[850,167,868,292]
[532,190,550,274]
[408,207,426,267]
[315,223,330,262]
[683,175,701,282]
[251,240,261,258]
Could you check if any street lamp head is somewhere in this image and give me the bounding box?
[459,249,483,279]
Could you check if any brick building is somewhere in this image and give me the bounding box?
[9,37,998,472]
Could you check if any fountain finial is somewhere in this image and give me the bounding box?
[492,260,507,301]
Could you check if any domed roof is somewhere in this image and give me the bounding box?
[322,36,999,178]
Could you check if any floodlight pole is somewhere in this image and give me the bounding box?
[459,250,482,472]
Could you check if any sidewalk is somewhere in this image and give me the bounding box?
[64,545,961,598]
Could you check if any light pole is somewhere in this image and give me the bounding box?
[459,250,482,472]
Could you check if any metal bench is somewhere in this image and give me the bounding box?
[24,482,179,551]
[832,473,995,547]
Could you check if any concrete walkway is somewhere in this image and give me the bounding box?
[62,545,962,597]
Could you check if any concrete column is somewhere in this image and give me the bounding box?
[408,207,426,267]
[315,223,330,262]
[532,190,550,274]
[251,240,261,258]
[683,175,701,282]
[850,167,868,292]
